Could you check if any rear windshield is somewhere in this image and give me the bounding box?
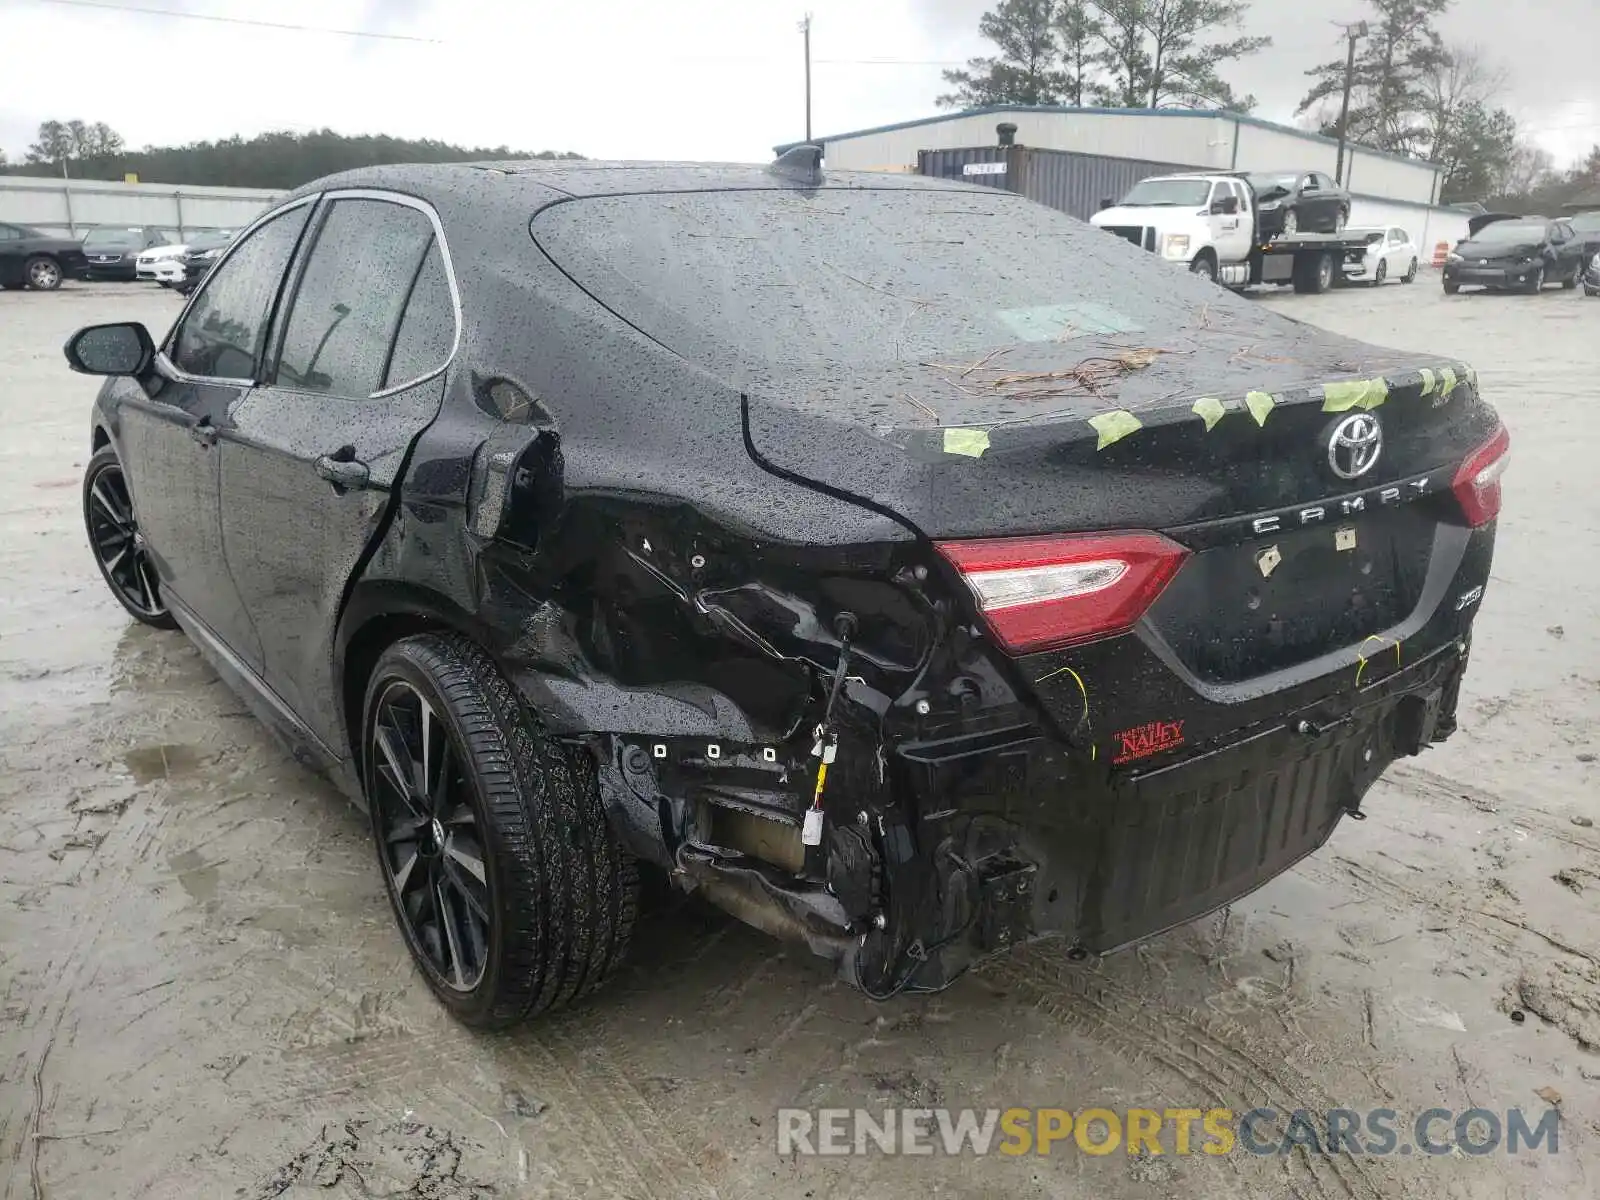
[532,189,1244,379]
[1118,179,1211,207]
[83,229,144,249]
[1569,212,1600,232]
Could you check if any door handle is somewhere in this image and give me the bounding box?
[188,416,218,447]
[314,448,371,492]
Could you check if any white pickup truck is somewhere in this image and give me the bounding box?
[1090,172,1370,293]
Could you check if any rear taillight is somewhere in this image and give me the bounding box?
[1452,425,1510,527]
[934,532,1189,654]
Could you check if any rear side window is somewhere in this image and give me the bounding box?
[274,199,436,397]
[383,241,455,389]
[171,205,310,380]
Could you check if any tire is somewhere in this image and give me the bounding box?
[1562,266,1579,290]
[1188,253,1217,283]
[82,447,177,629]
[362,633,638,1028]
[1403,258,1418,283]
[24,256,63,291]
[1373,259,1387,286]
[1524,265,1545,294]
[1281,208,1299,236]
[1293,250,1334,294]
[1443,280,1460,294]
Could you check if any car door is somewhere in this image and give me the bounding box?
[117,199,314,666]
[218,192,457,747]
[1295,174,1321,229]
[0,224,22,286]
[1212,180,1252,263]
[1551,221,1582,278]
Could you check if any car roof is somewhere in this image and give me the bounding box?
[287,159,987,209]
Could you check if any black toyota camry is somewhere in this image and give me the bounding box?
[67,152,1507,1027]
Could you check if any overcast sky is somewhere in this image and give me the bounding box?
[3,0,1595,168]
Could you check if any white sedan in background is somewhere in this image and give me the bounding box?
[1343,226,1420,286]
[135,231,232,286]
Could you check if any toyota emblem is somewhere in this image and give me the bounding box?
[1328,413,1383,480]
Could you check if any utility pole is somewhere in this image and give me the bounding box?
[1333,20,1368,187]
[799,13,813,144]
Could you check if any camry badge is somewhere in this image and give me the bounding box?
[1328,413,1383,481]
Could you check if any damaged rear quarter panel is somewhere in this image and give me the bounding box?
[339,210,931,780]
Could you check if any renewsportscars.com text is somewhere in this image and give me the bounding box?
[777,1106,1560,1158]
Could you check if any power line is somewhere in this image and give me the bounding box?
[25,0,443,43]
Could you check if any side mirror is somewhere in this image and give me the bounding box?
[1211,196,1239,215]
[64,322,154,377]
[1098,196,1113,211]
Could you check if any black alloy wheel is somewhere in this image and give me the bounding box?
[1403,258,1418,283]
[369,675,492,994]
[362,633,639,1027]
[1374,259,1387,286]
[1524,265,1545,294]
[82,447,176,628]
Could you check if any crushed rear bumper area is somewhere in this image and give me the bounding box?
[875,637,1467,991]
[600,635,1468,996]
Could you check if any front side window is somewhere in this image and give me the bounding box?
[170,205,310,380]
[274,199,436,397]
[0,225,19,240]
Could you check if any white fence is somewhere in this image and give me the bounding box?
[0,174,283,238]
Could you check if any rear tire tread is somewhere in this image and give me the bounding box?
[369,633,637,1028]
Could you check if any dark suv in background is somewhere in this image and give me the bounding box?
[81,227,172,281]
[0,222,88,291]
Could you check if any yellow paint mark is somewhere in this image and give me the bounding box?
[1354,634,1403,688]
[1088,410,1142,451]
[1192,397,1227,431]
[1245,391,1276,427]
[943,427,990,458]
[1419,367,1436,396]
[1035,663,1090,729]
[1438,366,1458,397]
[1322,378,1389,413]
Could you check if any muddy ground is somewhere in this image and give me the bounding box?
[1,276,1597,1199]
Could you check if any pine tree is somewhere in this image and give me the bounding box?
[1297,0,1451,156]
[938,0,1070,108]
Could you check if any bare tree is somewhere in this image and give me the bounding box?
[1420,44,1510,163]
[1496,137,1554,197]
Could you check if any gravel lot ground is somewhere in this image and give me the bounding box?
[1,276,1597,1199]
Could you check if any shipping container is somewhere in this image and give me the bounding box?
[916,144,1190,222]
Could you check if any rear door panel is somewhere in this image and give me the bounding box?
[218,194,456,749]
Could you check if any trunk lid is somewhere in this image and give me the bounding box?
[742,315,1496,542]
[743,315,1499,693]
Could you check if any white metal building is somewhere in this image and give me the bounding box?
[0,174,282,239]
[795,105,1471,251]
